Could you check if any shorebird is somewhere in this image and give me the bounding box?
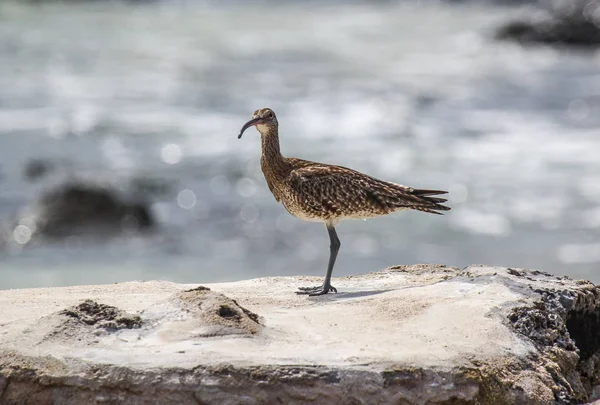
[238,108,450,296]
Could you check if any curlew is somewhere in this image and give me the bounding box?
[238,108,450,296]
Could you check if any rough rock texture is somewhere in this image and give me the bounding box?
[1,265,600,404]
[144,286,262,338]
[20,299,144,347]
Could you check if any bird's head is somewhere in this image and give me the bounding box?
[238,108,278,139]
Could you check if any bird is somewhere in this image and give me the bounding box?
[238,108,450,296]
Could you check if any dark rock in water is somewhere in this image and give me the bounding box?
[496,0,600,47]
[497,17,600,46]
[23,159,55,182]
[129,176,174,197]
[32,183,153,237]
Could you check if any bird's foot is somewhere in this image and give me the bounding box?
[296,284,337,296]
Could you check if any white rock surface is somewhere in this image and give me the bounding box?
[1,264,599,404]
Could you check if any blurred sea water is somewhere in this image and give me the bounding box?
[1,0,599,289]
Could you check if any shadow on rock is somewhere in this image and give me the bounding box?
[322,290,393,301]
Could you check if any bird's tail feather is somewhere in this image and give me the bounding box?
[411,188,451,214]
[412,189,448,197]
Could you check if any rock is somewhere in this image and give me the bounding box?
[18,299,144,347]
[0,265,600,404]
[22,158,55,182]
[60,299,142,330]
[496,17,600,46]
[144,286,262,339]
[21,182,154,238]
[129,176,174,198]
[496,0,600,47]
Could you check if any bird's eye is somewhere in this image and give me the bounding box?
[268,112,274,118]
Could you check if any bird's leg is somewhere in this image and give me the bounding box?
[297,225,340,296]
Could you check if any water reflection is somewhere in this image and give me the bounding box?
[161,144,182,165]
[177,189,197,209]
[0,0,599,289]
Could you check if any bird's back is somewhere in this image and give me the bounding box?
[267,158,449,223]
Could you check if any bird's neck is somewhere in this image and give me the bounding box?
[260,127,284,165]
[260,127,289,184]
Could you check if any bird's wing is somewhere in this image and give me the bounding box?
[289,164,449,215]
[289,165,370,216]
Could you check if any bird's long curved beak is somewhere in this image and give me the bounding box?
[238,118,263,139]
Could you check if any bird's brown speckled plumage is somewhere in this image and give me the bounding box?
[238,108,450,296]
